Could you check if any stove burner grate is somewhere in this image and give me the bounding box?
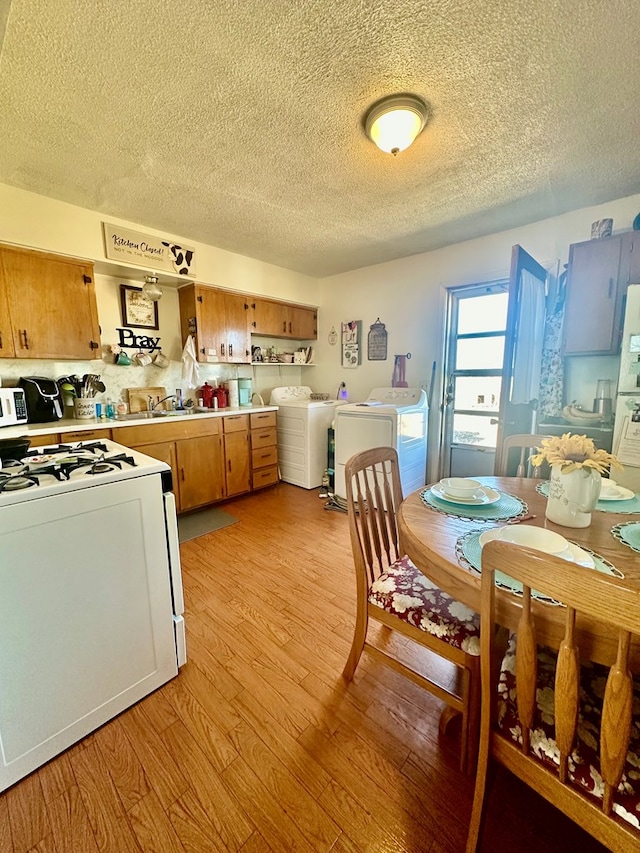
[0,473,39,492]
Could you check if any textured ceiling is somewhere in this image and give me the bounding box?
[1,0,640,277]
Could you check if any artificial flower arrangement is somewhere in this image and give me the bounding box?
[530,433,622,474]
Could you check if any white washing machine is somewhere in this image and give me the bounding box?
[333,387,428,500]
[269,386,346,489]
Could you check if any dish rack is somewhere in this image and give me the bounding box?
[310,392,330,401]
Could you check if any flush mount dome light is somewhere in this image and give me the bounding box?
[142,274,162,301]
[364,93,430,155]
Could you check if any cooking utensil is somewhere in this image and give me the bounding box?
[0,437,31,461]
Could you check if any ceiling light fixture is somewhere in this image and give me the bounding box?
[142,274,162,301]
[364,94,430,156]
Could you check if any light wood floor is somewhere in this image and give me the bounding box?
[1,484,609,853]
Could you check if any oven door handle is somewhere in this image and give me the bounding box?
[163,491,185,618]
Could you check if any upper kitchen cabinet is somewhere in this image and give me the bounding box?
[0,244,100,359]
[562,234,627,355]
[249,297,317,340]
[178,283,251,364]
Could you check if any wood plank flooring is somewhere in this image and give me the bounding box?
[1,484,609,852]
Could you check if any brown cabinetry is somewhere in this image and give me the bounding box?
[178,284,251,364]
[250,411,278,489]
[249,297,317,340]
[115,418,225,512]
[563,233,640,355]
[222,414,251,497]
[0,244,100,360]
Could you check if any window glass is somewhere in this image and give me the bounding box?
[456,336,505,370]
[457,293,508,334]
[452,414,499,448]
[454,376,502,412]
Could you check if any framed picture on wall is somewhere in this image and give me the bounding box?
[120,284,159,330]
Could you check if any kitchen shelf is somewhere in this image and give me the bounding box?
[251,362,315,366]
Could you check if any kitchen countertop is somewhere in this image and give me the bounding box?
[1,405,278,439]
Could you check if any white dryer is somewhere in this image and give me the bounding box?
[269,386,346,489]
[333,387,428,500]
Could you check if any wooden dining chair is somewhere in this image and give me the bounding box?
[495,433,551,477]
[343,446,481,772]
[467,539,640,852]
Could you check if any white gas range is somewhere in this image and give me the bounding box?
[0,438,186,792]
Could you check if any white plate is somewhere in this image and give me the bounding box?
[501,524,569,554]
[598,484,635,502]
[22,454,56,466]
[478,528,595,568]
[431,483,500,506]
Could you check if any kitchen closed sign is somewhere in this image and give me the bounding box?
[102,223,197,277]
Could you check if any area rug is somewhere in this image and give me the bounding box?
[177,507,239,543]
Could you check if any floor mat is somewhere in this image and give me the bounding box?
[177,506,239,543]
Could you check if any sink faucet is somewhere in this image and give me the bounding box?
[148,394,175,412]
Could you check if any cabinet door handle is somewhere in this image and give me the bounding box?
[180,468,185,481]
[21,329,29,350]
[0,332,2,349]
[283,321,287,333]
[220,343,225,356]
[288,322,292,334]
[261,453,270,459]
[227,460,232,472]
[229,344,233,357]
[608,277,614,298]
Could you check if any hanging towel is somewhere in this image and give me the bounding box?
[181,334,200,389]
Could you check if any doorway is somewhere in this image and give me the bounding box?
[439,245,548,479]
[440,283,509,477]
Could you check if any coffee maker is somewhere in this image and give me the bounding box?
[18,377,64,423]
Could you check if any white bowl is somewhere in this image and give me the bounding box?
[500,524,569,555]
[439,477,482,498]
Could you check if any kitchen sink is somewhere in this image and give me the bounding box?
[114,411,172,421]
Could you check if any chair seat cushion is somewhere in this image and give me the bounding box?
[368,555,480,655]
[498,634,640,831]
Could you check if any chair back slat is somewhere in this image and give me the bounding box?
[496,434,551,477]
[555,608,579,783]
[479,540,640,839]
[515,586,537,754]
[601,632,633,814]
[345,448,404,587]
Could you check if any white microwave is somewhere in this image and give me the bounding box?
[0,388,28,427]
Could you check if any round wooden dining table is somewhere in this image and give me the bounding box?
[398,476,640,666]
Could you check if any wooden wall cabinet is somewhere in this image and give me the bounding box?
[178,284,251,364]
[249,297,317,340]
[223,414,251,497]
[250,411,278,489]
[563,232,640,355]
[0,244,100,359]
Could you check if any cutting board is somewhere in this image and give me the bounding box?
[127,386,168,413]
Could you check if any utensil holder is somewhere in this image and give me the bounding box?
[74,398,96,419]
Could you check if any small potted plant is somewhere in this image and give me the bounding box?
[530,433,621,528]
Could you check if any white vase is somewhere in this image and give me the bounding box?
[545,465,602,528]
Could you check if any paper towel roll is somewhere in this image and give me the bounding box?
[227,378,239,408]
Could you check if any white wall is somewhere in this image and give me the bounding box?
[313,193,640,478]
[3,181,640,473]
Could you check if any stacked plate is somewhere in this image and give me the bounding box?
[431,477,500,506]
[478,524,594,568]
[598,479,636,502]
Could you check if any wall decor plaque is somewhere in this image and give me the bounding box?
[367,318,388,360]
[120,284,159,330]
[342,320,362,368]
[103,223,196,276]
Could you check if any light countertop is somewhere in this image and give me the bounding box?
[1,405,278,439]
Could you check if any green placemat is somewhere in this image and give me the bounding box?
[611,522,640,553]
[536,481,640,514]
[420,487,527,522]
[456,529,623,604]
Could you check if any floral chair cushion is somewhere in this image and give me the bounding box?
[368,555,480,655]
[498,634,640,831]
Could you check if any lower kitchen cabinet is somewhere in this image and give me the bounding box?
[223,414,251,497]
[250,411,278,488]
[115,418,226,512]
